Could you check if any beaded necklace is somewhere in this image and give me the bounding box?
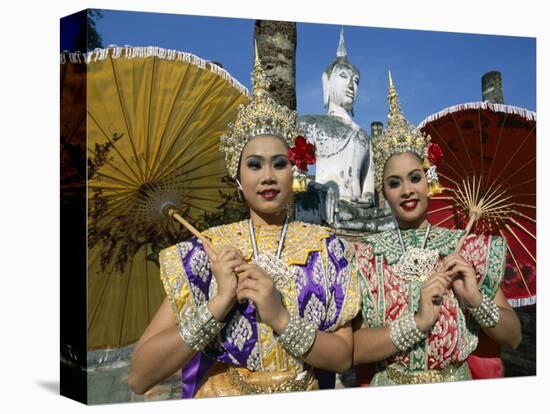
[248,216,289,261]
[248,216,290,288]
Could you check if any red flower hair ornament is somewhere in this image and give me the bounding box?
[288,135,315,172]
[288,135,315,192]
[428,142,443,165]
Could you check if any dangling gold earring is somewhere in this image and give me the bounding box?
[235,179,244,202]
[235,179,243,191]
[423,159,444,198]
[377,191,386,209]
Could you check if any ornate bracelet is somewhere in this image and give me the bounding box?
[179,302,226,351]
[389,310,428,352]
[467,292,500,328]
[277,314,317,357]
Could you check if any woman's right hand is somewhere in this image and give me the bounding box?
[415,272,452,332]
[203,243,246,303]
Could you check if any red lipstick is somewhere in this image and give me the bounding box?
[400,199,419,211]
[259,189,279,200]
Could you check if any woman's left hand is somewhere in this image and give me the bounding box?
[443,252,482,307]
[234,263,289,334]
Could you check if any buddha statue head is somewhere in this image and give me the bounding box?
[322,28,360,117]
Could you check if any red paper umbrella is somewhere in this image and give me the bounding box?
[419,102,536,308]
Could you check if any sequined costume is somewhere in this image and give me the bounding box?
[160,220,360,397]
[354,227,507,385]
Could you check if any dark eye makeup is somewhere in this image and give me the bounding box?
[410,172,422,183]
[388,178,400,189]
[246,158,261,169]
[245,155,289,170]
[273,156,289,169]
[386,169,423,189]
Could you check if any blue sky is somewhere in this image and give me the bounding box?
[64,9,536,129]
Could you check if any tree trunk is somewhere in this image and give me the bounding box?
[253,20,297,110]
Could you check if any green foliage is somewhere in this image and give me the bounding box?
[87,10,104,51]
[74,9,104,51]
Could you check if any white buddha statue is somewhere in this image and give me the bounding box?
[297,29,375,204]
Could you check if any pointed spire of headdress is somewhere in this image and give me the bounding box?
[337,27,347,58]
[387,69,406,129]
[220,40,297,179]
[252,40,270,93]
[253,39,261,67]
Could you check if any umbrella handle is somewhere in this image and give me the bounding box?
[167,208,217,254]
[167,208,250,306]
[455,214,478,252]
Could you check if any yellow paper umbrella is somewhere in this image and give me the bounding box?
[63,46,250,349]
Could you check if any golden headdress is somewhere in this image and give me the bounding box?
[220,43,298,179]
[373,71,443,196]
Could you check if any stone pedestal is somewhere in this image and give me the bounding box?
[86,344,182,404]
[334,228,376,242]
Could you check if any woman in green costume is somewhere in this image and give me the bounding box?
[352,74,521,386]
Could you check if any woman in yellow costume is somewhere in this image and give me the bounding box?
[352,73,521,386]
[128,49,360,398]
